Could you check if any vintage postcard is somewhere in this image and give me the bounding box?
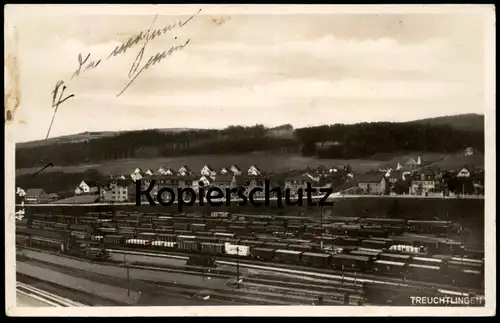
[4,4,496,317]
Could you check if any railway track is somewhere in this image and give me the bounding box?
[106,247,483,296]
[16,282,87,307]
[17,254,349,305]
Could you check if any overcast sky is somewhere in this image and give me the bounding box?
[4,5,492,143]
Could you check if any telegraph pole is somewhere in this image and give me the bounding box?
[236,246,240,283]
[124,253,130,297]
[320,204,324,250]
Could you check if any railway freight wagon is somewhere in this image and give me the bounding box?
[301,252,331,267]
[200,242,224,255]
[274,249,302,264]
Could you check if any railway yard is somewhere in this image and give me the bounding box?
[15,210,485,306]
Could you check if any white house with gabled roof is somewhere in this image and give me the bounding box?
[248,165,262,176]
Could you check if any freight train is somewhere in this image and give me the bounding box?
[16,227,483,289]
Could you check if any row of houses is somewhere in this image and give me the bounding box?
[126,164,262,182]
[353,166,485,196]
[21,159,484,203]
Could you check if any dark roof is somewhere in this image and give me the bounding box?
[146,175,196,181]
[26,188,45,196]
[230,164,242,171]
[285,174,311,182]
[83,180,98,187]
[203,164,215,171]
[357,174,384,183]
[248,165,262,172]
[235,176,266,186]
[212,175,235,183]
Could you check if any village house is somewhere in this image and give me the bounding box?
[144,169,154,176]
[210,174,237,193]
[100,179,132,202]
[406,156,422,169]
[456,166,472,178]
[130,171,143,182]
[142,175,194,201]
[201,165,217,179]
[284,175,311,196]
[157,166,175,176]
[357,174,387,195]
[465,147,474,156]
[247,165,262,176]
[409,169,438,196]
[227,165,242,176]
[192,175,212,191]
[178,165,192,176]
[74,180,99,195]
[25,188,50,204]
[236,176,266,199]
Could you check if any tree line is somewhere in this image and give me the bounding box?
[15,122,484,169]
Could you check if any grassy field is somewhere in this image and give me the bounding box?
[15,152,484,177]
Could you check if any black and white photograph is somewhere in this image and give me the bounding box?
[4,4,496,316]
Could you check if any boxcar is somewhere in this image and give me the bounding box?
[372,260,407,276]
[200,242,224,255]
[30,236,65,252]
[386,226,405,236]
[71,231,91,240]
[125,238,150,247]
[362,239,390,249]
[154,228,174,234]
[462,247,484,259]
[190,223,207,232]
[240,240,265,247]
[177,240,199,252]
[379,253,411,262]
[151,240,177,249]
[70,224,90,232]
[228,225,247,234]
[99,227,118,235]
[301,252,331,268]
[337,237,361,247]
[263,242,288,250]
[250,226,268,233]
[350,250,380,258]
[406,263,441,281]
[438,240,464,254]
[331,254,371,271]
[224,243,250,257]
[155,233,177,243]
[410,256,444,268]
[288,244,312,252]
[356,228,389,238]
[274,249,302,264]
[252,247,276,261]
[103,235,125,245]
[119,230,136,239]
[447,260,483,271]
[137,232,157,242]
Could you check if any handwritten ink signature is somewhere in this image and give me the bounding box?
[34,80,75,176]
[108,9,201,60]
[36,9,203,177]
[117,38,191,97]
[72,53,101,79]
